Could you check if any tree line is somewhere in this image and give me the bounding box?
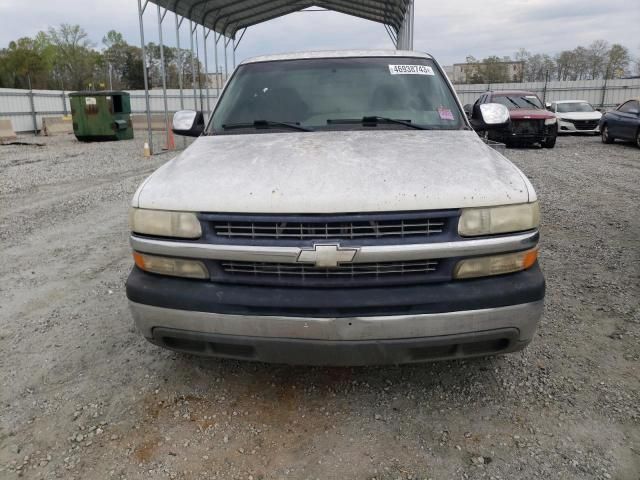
[1,25,638,89]
[0,24,207,91]
[463,40,636,84]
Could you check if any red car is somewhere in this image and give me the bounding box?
[468,90,558,148]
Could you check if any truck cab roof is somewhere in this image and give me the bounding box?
[241,50,434,65]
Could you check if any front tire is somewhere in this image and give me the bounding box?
[601,125,614,144]
[635,129,640,149]
[542,135,556,148]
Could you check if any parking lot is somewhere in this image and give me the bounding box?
[0,133,638,479]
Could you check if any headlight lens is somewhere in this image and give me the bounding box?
[130,208,201,239]
[133,252,208,279]
[458,202,539,237]
[545,118,557,125]
[454,248,538,279]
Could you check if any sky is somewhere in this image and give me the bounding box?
[0,0,638,67]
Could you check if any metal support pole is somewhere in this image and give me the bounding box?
[231,29,246,73]
[61,92,67,116]
[189,20,198,110]
[27,75,37,135]
[60,77,68,116]
[600,69,609,109]
[175,13,186,148]
[214,33,220,100]
[410,0,414,50]
[396,0,414,50]
[175,13,184,111]
[137,0,153,155]
[224,36,230,86]
[157,5,170,150]
[203,27,211,114]
[195,28,204,112]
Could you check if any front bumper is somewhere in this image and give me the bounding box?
[130,301,542,365]
[126,265,545,365]
[491,131,552,145]
[558,119,599,133]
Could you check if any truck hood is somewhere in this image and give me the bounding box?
[509,109,554,120]
[135,130,532,213]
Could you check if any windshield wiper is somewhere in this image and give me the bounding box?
[326,116,429,130]
[222,120,313,132]
[519,97,541,109]
[504,97,521,109]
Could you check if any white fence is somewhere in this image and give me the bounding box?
[2,78,640,133]
[453,78,640,109]
[0,88,220,133]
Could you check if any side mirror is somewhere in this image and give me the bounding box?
[463,104,473,117]
[172,110,205,137]
[545,102,552,110]
[470,103,510,131]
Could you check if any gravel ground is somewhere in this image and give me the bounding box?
[0,133,638,480]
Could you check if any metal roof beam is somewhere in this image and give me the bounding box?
[186,0,209,18]
[316,0,403,30]
[204,0,293,31]
[227,0,403,37]
[234,27,248,51]
[205,0,290,34]
[150,0,411,39]
[218,1,311,37]
[323,0,406,20]
[233,6,313,34]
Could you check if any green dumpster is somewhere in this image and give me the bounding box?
[69,91,134,141]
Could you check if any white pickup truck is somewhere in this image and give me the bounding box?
[126,50,545,365]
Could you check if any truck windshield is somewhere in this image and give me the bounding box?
[492,95,543,110]
[208,57,464,133]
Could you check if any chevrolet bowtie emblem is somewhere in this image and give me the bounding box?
[297,244,358,268]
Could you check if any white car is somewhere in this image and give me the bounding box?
[548,100,602,134]
[126,50,545,366]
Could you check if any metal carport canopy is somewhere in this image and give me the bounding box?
[152,0,413,41]
[136,0,415,156]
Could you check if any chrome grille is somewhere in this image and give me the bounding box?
[213,218,445,240]
[221,260,438,278]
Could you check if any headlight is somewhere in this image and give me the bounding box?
[545,118,557,125]
[458,202,539,237]
[130,208,201,239]
[454,249,538,279]
[133,252,209,279]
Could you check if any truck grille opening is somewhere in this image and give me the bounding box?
[213,218,446,240]
[220,260,438,278]
[512,119,544,135]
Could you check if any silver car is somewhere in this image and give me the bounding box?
[126,50,545,365]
